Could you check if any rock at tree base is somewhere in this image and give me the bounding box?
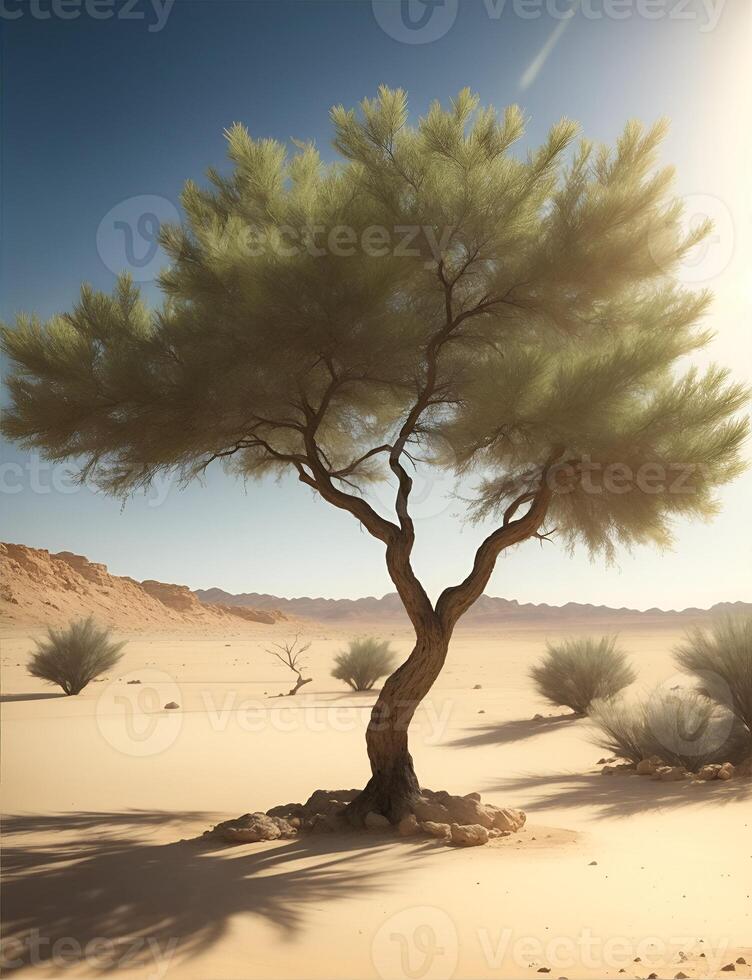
[450,823,489,846]
[267,788,360,831]
[420,821,451,839]
[412,789,525,833]
[207,812,298,844]
[207,786,525,845]
[397,814,420,836]
[364,811,391,831]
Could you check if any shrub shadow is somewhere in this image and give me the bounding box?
[0,692,67,703]
[485,770,752,818]
[450,712,579,748]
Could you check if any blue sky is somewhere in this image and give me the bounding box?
[1,0,750,607]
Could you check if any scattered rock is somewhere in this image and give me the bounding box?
[589,860,598,866]
[450,823,489,847]
[636,756,664,775]
[697,764,722,781]
[676,972,689,979]
[720,964,736,972]
[602,762,635,775]
[473,684,482,689]
[364,811,391,831]
[127,679,142,685]
[537,969,551,974]
[737,958,747,965]
[718,762,735,781]
[164,701,179,709]
[657,766,688,782]
[533,713,545,720]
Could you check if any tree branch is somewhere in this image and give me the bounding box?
[435,449,564,630]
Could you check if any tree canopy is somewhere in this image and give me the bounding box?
[2,87,748,581]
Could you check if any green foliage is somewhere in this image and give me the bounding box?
[27,616,125,695]
[331,637,397,691]
[675,617,752,735]
[1,87,747,560]
[589,690,747,769]
[530,635,636,714]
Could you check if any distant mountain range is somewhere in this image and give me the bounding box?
[2,541,748,632]
[195,587,752,628]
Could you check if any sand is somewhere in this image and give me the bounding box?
[1,623,750,979]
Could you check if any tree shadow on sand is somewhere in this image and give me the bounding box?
[484,770,752,819]
[1,810,434,973]
[450,712,579,748]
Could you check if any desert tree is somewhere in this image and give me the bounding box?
[2,88,748,821]
[265,633,313,696]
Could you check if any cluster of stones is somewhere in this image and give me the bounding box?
[204,788,526,848]
[601,754,752,782]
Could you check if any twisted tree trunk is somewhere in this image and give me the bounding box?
[348,618,450,823]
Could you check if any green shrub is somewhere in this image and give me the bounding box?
[529,636,636,715]
[674,617,752,736]
[27,616,125,695]
[589,689,747,770]
[331,637,396,691]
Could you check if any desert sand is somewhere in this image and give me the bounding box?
[2,620,750,979]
